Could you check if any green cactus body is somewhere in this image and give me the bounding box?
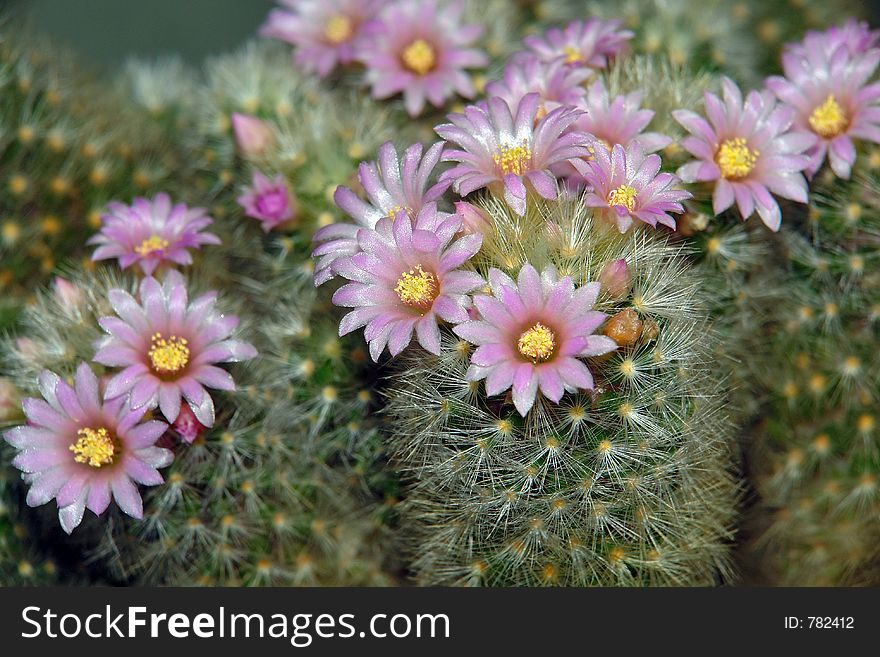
[383,197,740,585]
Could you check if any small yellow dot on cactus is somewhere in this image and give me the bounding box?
[187,517,202,529]
[241,480,254,494]
[842,356,861,376]
[808,374,826,394]
[849,255,864,273]
[9,175,28,195]
[619,358,636,377]
[618,402,634,419]
[299,359,315,377]
[812,434,831,454]
[608,547,626,563]
[18,561,33,577]
[845,203,862,222]
[783,381,798,399]
[597,439,613,453]
[824,302,838,318]
[322,386,338,403]
[857,414,875,433]
[17,125,35,144]
[786,449,803,467]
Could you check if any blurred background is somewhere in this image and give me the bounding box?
[5,0,273,69]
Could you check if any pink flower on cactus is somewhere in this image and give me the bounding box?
[436,93,590,216]
[524,18,633,69]
[313,140,449,285]
[89,193,220,276]
[93,271,257,427]
[787,19,880,60]
[576,80,673,154]
[260,0,379,77]
[581,141,691,232]
[454,264,616,416]
[359,0,488,116]
[766,47,880,179]
[237,172,296,232]
[485,55,590,116]
[332,204,483,361]
[674,77,816,231]
[3,363,172,533]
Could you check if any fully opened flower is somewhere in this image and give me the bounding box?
[485,55,590,117]
[524,18,632,69]
[94,271,257,427]
[3,363,172,533]
[766,47,880,179]
[237,171,297,232]
[454,264,616,416]
[332,204,483,361]
[359,0,488,116]
[436,93,590,216]
[313,140,449,285]
[582,142,691,232]
[260,0,379,77]
[89,193,220,276]
[674,77,815,231]
[576,80,673,154]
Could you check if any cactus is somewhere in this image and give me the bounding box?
[0,23,178,330]
[379,197,740,585]
[742,162,880,585]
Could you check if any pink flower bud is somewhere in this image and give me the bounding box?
[173,403,205,444]
[53,277,83,314]
[231,113,275,159]
[15,338,41,361]
[598,258,631,299]
[454,201,492,235]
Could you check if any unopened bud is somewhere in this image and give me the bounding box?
[231,113,275,159]
[454,201,492,235]
[598,259,631,299]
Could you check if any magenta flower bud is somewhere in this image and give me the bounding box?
[172,403,205,444]
[598,258,631,299]
[53,277,84,313]
[237,172,297,232]
[454,201,492,235]
[231,113,275,159]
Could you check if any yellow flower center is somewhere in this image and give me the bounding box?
[808,94,849,138]
[563,45,582,64]
[608,184,638,212]
[70,427,115,468]
[324,14,353,44]
[715,137,759,179]
[394,266,438,311]
[494,140,532,176]
[517,322,556,362]
[401,39,436,75]
[134,234,170,256]
[148,333,190,375]
[386,205,408,220]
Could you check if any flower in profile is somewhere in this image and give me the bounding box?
[332,204,483,361]
[436,93,590,216]
[674,77,815,231]
[94,271,257,427]
[485,55,590,117]
[786,19,880,60]
[3,363,172,533]
[260,0,378,77]
[89,193,220,276]
[454,264,616,416]
[581,141,691,232]
[237,171,297,232]
[313,140,449,285]
[523,18,632,69]
[359,0,488,116]
[231,113,276,159]
[766,47,880,179]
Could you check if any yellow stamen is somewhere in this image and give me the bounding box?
[494,140,532,176]
[563,45,582,64]
[134,234,170,256]
[401,39,436,75]
[809,95,848,139]
[608,184,638,212]
[148,333,190,375]
[70,427,115,468]
[394,266,438,311]
[716,137,759,179]
[323,14,353,44]
[517,322,556,362]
